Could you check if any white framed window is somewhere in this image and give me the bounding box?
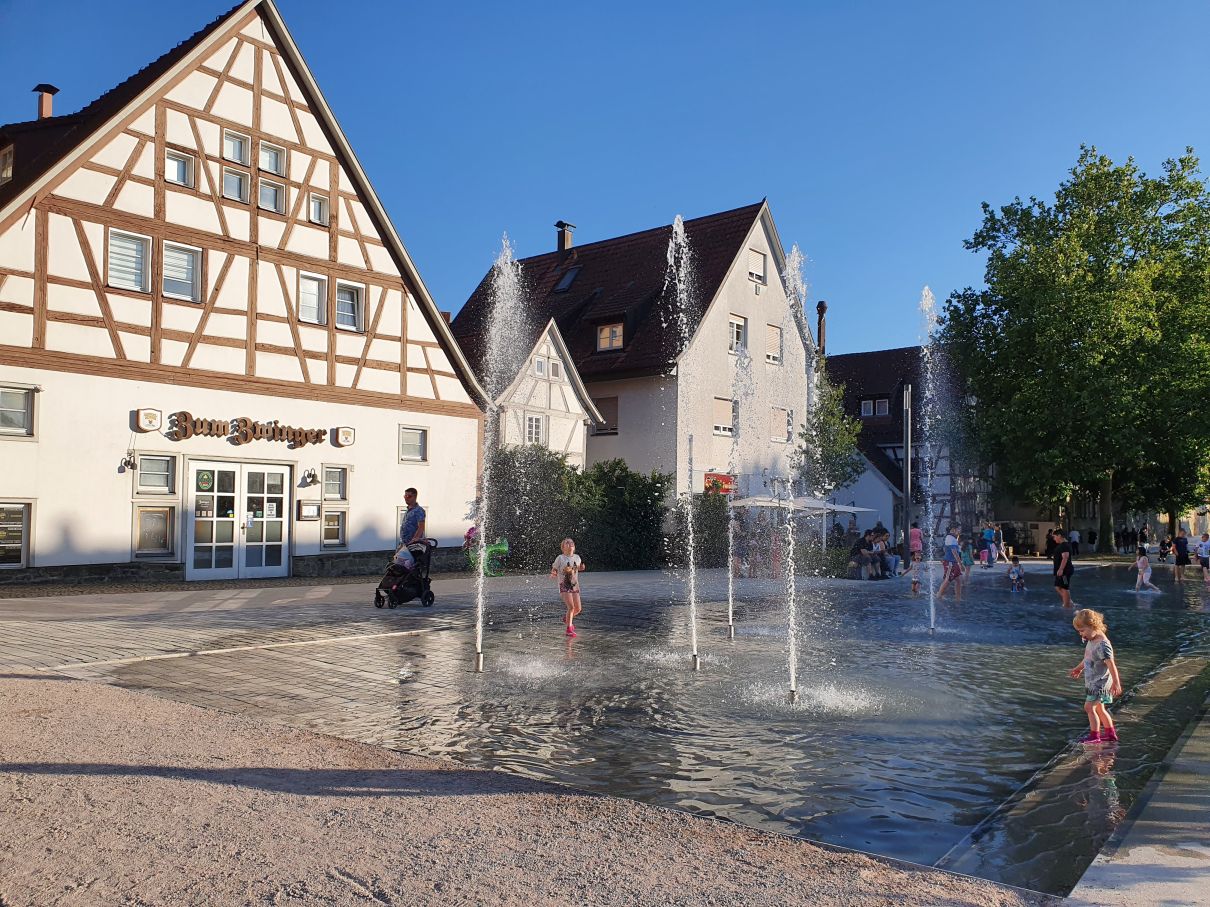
[748,249,767,283]
[525,413,546,445]
[0,503,31,567]
[136,455,175,494]
[771,407,789,442]
[550,360,563,380]
[222,167,249,202]
[0,386,34,437]
[766,324,783,364]
[533,356,547,377]
[335,282,363,330]
[399,426,428,462]
[259,141,286,176]
[309,193,329,226]
[223,130,250,165]
[0,145,13,186]
[298,274,326,325]
[787,408,795,442]
[323,466,348,501]
[258,178,285,214]
[165,150,194,188]
[860,399,874,417]
[322,510,347,548]
[597,323,623,351]
[162,242,201,302]
[592,396,618,435]
[875,398,890,416]
[728,315,746,353]
[712,397,734,437]
[107,229,151,293]
[134,506,174,557]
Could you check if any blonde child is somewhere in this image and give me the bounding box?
[1068,609,1122,745]
[549,538,586,638]
[1134,546,1161,593]
[960,536,975,581]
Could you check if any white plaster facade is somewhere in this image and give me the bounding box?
[587,206,814,495]
[0,1,483,579]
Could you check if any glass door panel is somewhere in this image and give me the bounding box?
[187,462,291,579]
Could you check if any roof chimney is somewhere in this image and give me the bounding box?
[816,300,828,358]
[555,220,575,253]
[33,84,59,120]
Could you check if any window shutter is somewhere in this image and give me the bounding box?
[594,396,618,433]
[766,324,782,362]
[109,233,146,291]
[748,249,766,281]
[713,397,734,433]
[163,245,196,299]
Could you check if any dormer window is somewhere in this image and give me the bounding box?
[0,145,14,186]
[597,323,623,351]
[554,266,580,292]
[861,398,890,418]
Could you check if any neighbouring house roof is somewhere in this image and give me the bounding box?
[495,319,604,425]
[825,345,925,489]
[0,0,486,404]
[451,202,769,385]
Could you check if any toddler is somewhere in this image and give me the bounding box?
[1068,609,1122,745]
[1134,546,1160,593]
[1007,556,1026,592]
[907,550,922,594]
[549,538,586,638]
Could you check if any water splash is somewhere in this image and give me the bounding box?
[662,214,697,371]
[683,433,700,669]
[728,346,756,633]
[473,236,528,670]
[784,501,800,701]
[918,286,941,633]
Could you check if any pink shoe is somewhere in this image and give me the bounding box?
[1078,731,1102,745]
[565,627,577,638]
[1101,727,1119,742]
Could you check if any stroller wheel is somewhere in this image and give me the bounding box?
[422,591,435,607]
[387,597,399,609]
[374,591,385,609]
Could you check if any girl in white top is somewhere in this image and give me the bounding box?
[550,538,586,638]
[1135,547,1161,593]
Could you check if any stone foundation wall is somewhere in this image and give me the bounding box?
[291,547,467,578]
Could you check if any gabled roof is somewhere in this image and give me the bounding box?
[0,2,245,210]
[451,202,769,383]
[0,0,486,404]
[495,319,604,424]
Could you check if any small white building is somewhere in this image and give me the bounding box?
[0,0,485,581]
[454,204,815,495]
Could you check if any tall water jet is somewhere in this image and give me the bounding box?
[473,236,527,671]
[663,215,701,670]
[783,492,800,703]
[727,345,756,639]
[918,286,941,634]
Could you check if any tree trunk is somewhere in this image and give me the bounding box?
[1168,508,1178,538]
[1096,473,1115,554]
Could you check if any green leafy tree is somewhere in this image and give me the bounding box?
[942,146,1210,552]
[792,365,864,497]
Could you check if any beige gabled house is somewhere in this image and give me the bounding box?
[0,0,485,580]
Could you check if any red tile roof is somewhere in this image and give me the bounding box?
[451,202,766,384]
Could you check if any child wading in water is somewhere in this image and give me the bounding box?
[1007,556,1026,592]
[550,538,585,638]
[908,550,922,594]
[1068,609,1122,745]
[1135,546,1161,593]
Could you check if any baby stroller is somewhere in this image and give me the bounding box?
[374,539,437,609]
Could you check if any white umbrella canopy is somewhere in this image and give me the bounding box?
[729,495,876,514]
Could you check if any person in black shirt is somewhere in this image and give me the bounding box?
[1051,527,1075,608]
[1174,529,1191,584]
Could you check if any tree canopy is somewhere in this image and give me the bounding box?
[941,146,1210,548]
[793,365,864,497]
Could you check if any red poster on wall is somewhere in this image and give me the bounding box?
[704,472,735,494]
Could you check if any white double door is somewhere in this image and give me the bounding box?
[187,461,291,580]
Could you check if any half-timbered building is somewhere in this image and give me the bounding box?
[0,0,484,581]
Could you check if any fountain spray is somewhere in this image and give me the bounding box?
[684,433,700,671]
[727,346,755,640]
[784,492,800,703]
[918,287,940,634]
[473,237,527,671]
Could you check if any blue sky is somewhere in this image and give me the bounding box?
[3,1,1208,355]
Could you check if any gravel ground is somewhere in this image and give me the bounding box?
[0,676,1053,907]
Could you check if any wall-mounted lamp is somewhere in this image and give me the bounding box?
[120,452,137,471]
[301,468,318,485]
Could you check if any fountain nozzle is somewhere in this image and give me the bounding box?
[474,652,484,673]
[727,624,735,640]
[691,653,701,672]
[788,688,799,704]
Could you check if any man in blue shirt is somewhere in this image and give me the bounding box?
[394,487,427,569]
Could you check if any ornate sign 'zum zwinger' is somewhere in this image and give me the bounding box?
[170,411,330,448]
